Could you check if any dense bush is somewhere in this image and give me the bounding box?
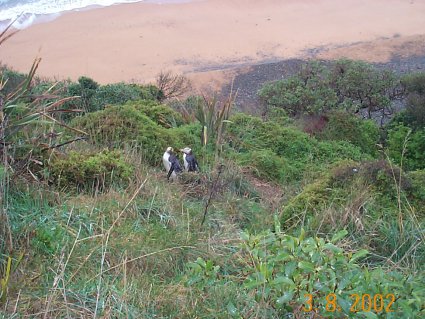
[240,149,286,182]
[259,59,401,119]
[399,72,425,130]
[67,76,99,112]
[317,110,380,156]
[91,82,162,110]
[281,159,414,230]
[169,123,203,150]
[226,113,366,182]
[49,149,133,190]
[185,228,424,318]
[71,104,171,165]
[65,77,164,113]
[387,124,425,170]
[407,170,425,206]
[126,100,184,128]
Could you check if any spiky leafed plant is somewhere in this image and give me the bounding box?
[0,23,85,168]
[0,22,84,253]
[194,88,237,156]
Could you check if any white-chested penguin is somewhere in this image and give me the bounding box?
[180,147,200,172]
[163,147,173,173]
[163,147,183,180]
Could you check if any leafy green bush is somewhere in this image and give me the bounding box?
[185,227,424,318]
[72,104,171,164]
[402,71,425,95]
[91,82,162,111]
[281,159,413,231]
[259,63,337,116]
[67,76,99,112]
[227,113,366,182]
[49,150,133,190]
[318,110,380,156]
[387,124,425,170]
[407,170,425,204]
[259,59,400,119]
[399,72,425,130]
[126,100,184,128]
[240,149,286,182]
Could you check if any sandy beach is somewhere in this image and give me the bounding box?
[0,0,425,89]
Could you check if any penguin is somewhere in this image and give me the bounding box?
[163,147,173,173]
[167,152,183,180]
[180,147,200,172]
[163,147,183,180]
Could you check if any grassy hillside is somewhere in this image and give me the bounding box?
[0,55,424,318]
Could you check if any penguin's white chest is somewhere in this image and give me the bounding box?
[183,153,189,171]
[163,152,171,172]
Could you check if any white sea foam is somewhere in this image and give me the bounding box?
[0,0,145,30]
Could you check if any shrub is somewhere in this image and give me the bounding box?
[259,63,337,116]
[49,150,133,190]
[71,104,171,165]
[241,150,286,182]
[407,170,425,205]
[67,76,99,112]
[402,71,425,95]
[387,124,425,170]
[185,228,425,318]
[281,159,412,230]
[259,59,401,119]
[87,82,163,111]
[227,113,366,182]
[126,100,184,128]
[317,110,380,156]
[169,123,203,150]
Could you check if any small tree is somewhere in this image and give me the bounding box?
[401,72,425,130]
[259,59,403,123]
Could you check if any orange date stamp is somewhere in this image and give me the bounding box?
[303,293,396,313]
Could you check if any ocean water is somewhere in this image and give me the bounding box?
[0,0,148,30]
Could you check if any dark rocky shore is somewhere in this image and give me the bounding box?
[221,55,425,114]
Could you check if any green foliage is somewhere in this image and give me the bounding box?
[399,72,425,130]
[169,122,203,150]
[259,59,400,119]
[259,62,337,116]
[67,76,99,112]
[0,59,78,179]
[240,228,423,318]
[65,78,164,114]
[387,124,425,170]
[372,219,425,269]
[185,257,220,287]
[194,93,234,150]
[240,149,286,182]
[407,170,425,203]
[32,223,66,255]
[126,100,184,128]
[282,159,409,220]
[185,227,424,318]
[71,104,171,165]
[0,66,26,97]
[318,110,380,156]
[90,82,162,111]
[49,150,133,190]
[227,113,366,182]
[402,71,425,95]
